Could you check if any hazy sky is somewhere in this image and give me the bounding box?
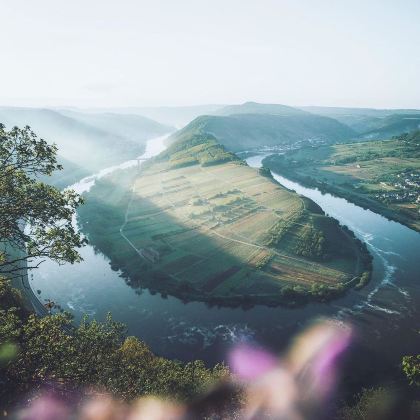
[1,0,420,109]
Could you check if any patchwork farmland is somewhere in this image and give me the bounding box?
[79,155,367,306]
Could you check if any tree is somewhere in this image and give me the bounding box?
[337,387,397,420]
[0,124,85,275]
[402,355,420,387]
[0,278,227,405]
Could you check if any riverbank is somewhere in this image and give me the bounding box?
[2,243,48,316]
[262,150,420,233]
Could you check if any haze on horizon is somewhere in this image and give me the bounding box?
[1,0,420,110]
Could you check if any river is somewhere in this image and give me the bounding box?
[31,137,420,391]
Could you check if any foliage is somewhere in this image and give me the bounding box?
[395,129,420,144]
[266,209,304,247]
[355,271,371,289]
[337,387,397,420]
[0,278,228,405]
[258,166,273,178]
[294,225,327,259]
[360,114,420,140]
[0,124,85,275]
[402,339,420,387]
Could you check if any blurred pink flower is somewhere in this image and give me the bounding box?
[228,319,353,419]
[228,343,278,380]
[19,395,70,420]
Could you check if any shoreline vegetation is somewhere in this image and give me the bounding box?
[77,131,372,307]
[262,130,420,233]
[0,278,230,408]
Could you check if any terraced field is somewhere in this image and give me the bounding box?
[79,155,367,306]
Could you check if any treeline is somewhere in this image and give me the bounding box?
[394,129,420,144]
[266,208,304,248]
[294,225,327,259]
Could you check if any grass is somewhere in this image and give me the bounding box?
[78,153,367,306]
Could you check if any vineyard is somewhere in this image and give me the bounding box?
[79,155,365,305]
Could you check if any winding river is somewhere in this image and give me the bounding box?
[32,136,420,389]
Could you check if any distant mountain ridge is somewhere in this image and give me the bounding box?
[301,105,420,117]
[169,104,357,152]
[59,110,173,143]
[358,114,420,140]
[216,101,308,117]
[300,106,420,136]
[78,104,224,127]
[0,107,173,174]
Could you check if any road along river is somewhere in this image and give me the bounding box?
[31,140,420,392]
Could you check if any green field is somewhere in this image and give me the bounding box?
[263,130,420,232]
[79,162,369,306]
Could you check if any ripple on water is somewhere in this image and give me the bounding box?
[165,321,255,349]
[66,289,96,317]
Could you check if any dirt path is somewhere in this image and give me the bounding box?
[119,182,149,261]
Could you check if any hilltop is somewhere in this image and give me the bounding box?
[84,104,224,127]
[78,131,370,306]
[216,101,307,117]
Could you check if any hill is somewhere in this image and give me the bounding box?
[216,101,307,117]
[152,128,239,168]
[59,109,173,143]
[39,156,89,190]
[263,130,420,232]
[78,132,370,306]
[168,111,356,152]
[0,107,172,174]
[301,106,420,135]
[359,114,420,140]
[83,104,224,127]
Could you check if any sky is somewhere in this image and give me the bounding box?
[1,0,420,109]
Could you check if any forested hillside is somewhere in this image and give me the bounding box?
[169,111,356,152]
[301,105,420,137]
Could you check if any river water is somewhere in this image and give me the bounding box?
[32,137,420,389]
